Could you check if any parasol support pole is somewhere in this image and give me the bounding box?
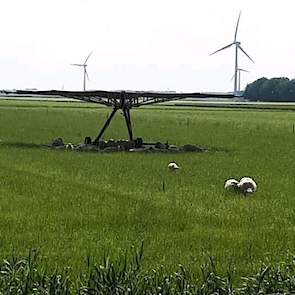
[123,107,133,141]
[93,107,118,144]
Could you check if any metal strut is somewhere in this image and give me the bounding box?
[93,91,134,144]
[94,107,118,144]
[123,108,133,141]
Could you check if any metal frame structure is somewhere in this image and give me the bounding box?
[7,89,235,143]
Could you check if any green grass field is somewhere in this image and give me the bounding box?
[0,99,294,277]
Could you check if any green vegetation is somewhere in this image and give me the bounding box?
[0,99,294,280]
[245,77,295,101]
[164,99,295,111]
[2,248,295,294]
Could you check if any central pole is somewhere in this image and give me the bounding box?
[123,108,133,141]
[120,91,134,141]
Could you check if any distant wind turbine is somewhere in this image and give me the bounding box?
[71,51,93,91]
[231,68,249,92]
[210,12,254,95]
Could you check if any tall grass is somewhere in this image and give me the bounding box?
[1,247,295,294]
[0,100,294,276]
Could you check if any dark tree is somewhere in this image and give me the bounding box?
[244,77,267,100]
[244,77,295,101]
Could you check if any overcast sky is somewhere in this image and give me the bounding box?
[0,0,294,92]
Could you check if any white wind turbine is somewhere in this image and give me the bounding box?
[71,51,93,91]
[210,12,254,95]
[231,68,249,92]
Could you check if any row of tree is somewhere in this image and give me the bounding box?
[244,77,295,101]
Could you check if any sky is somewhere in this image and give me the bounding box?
[0,0,294,92]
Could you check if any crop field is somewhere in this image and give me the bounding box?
[0,99,294,279]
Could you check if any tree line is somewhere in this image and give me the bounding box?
[244,77,295,101]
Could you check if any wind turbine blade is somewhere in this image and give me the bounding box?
[238,68,249,73]
[210,43,234,55]
[85,69,90,81]
[230,73,235,81]
[234,11,242,42]
[70,64,84,66]
[238,45,254,63]
[84,51,93,65]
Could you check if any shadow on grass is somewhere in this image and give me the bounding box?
[0,142,49,150]
[208,146,233,153]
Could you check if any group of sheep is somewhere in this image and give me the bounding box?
[224,177,257,195]
[167,162,257,196]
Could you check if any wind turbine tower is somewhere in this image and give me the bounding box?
[231,68,249,92]
[210,12,254,95]
[71,51,93,91]
[237,68,249,92]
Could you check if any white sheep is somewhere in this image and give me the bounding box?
[65,143,74,150]
[237,177,257,195]
[168,162,180,171]
[224,178,239,192]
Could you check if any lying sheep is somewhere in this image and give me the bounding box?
[224,177,257,195]
[65,143,74,150]
[237,177,257,195]
[224,178,239,192]
[168,162,180,171]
